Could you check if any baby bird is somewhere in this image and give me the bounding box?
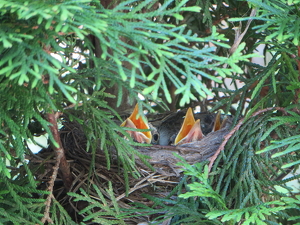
[120,104,152,144]
[174,109,226,146]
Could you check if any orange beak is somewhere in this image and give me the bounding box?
[212,111,221,132]
[174,108,203,145]
[120,104,152,144]
[212,111,227,132]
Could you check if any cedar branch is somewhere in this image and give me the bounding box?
[208,107,288,173]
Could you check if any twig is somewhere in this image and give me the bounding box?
[294,46,300,104]
[41,112,73,224]
[208,107,287,173]
[229,8,257,54]
[48,112,73,189]
[63,102,83,110]
[41,152,63,224]
[297,46,300,72]
[115,173,170,202]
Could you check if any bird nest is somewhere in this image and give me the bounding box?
[29,111,231,224]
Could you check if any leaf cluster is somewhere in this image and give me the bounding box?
[0,173,48,224]
[68,183,125,225]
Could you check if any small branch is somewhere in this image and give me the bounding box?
[229,8,257,54]
[208,107,287,173]
[41,152,63,224]
[63,102,83,110]
[294,45,300,104]
[47,112,73,189]
[41,112,73,224]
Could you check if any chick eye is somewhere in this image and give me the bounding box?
[168,133,176,145]
[153,133,159,142]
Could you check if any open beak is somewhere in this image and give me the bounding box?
[120,104,152,144]
[174,108,203,145]
[212,111,227,132]
[212,111,221,132]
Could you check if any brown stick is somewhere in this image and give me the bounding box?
[48,112,73,189]
[41,152,62,224]
[208,107,287,173]
[294,46,300,104]
[229,8,257,54]
[297,46,300,72]
[41,112,73,223]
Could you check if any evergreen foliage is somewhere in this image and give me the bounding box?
[0,175,48,224]
[0,0,299,224]
[68,183,125,224]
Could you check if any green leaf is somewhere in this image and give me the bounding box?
[180,6,201,12]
